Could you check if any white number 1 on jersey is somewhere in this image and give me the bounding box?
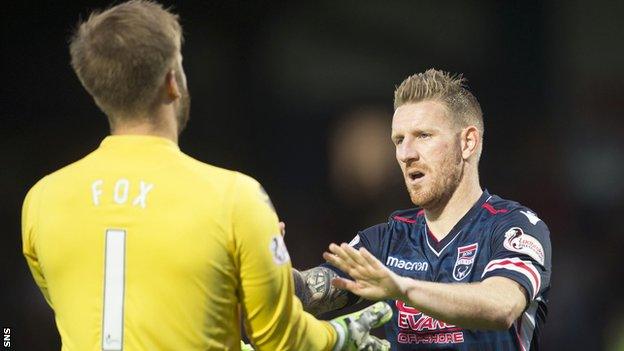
[102,229,126,351]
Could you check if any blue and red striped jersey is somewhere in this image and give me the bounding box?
[325,190,551,351]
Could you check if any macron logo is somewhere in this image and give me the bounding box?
[386,256,429,272]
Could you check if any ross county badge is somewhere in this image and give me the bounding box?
[453,243,479,281]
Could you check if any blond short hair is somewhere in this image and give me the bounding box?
[394,69,484,134]
[69,0,183,118]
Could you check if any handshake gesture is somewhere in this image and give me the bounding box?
[241,301,392,351]
[324,243,406,302]
[329,301,392,351]
[243,225,393,351]
[324,242,403,350]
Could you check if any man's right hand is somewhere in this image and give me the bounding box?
[323,243,406,301]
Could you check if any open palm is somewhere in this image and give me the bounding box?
[323,243,405,301]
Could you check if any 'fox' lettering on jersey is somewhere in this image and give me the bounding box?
[91,179,154,208]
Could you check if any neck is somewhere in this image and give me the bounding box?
[110,106,178,144]
[424,169,482,241]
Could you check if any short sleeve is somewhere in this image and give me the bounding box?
[322,223,389,275]
[481,209,552,301]
[22,178,52,306]
[349,223,388,258]
[232,173,335,350]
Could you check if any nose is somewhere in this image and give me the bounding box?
[396,139,419,164]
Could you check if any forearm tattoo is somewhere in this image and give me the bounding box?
[292,267,350,316]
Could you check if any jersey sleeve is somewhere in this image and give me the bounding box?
[21,178,52,306]
[348,223,388,259]
[232,173,336,351]
[481,209,552,301]
[320,223,390,307]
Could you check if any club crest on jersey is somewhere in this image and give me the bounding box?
[453,243,478,281]
[503,227,545,265]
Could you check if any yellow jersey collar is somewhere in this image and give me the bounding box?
[100,135,180,151]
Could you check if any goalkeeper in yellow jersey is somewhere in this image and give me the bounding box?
[21,1,391,350]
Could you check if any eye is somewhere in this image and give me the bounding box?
[418,132,432,139]
[393,137,404,145]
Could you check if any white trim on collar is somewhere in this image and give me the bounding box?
[425,230,462,257]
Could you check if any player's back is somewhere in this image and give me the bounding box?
[22,136,246,350]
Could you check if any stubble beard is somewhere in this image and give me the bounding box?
[406,151,463,211]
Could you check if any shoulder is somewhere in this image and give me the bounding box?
[483,193,549,231]
[359,207,424,237]
[388,208,424,224]
[22,175,51,215]
[355,207,422,246]
[22,173,56,238]
[23,151,97,203]
[481,195,547,228]
[177,154,267,197]
[38,150,97,182]
[360,207,423,235]
[178,153,240,183]
[484,194,551,263]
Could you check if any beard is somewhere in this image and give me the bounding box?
[175,70,191,133]
[404,147,463,210]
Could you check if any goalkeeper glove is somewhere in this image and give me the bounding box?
[329,301,392,351]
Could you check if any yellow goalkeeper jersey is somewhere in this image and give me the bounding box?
[22,135,336,351]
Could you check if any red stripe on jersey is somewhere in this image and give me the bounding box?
[394,215,416,224]
[485,259,540,284]
[484,259,541,298]
[482,202,509,215]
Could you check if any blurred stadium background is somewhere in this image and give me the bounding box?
[2,1,623,350]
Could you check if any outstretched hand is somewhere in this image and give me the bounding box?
[323,243,406,301]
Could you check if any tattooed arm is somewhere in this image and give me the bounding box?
[292,267,353,316]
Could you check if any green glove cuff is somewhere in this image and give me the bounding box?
[240,340,254,351]
[329,301,392,351]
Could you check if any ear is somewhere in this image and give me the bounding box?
[164,69,181,103]
[460,126,480,160]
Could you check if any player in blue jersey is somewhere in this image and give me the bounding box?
[293,69,551,350]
